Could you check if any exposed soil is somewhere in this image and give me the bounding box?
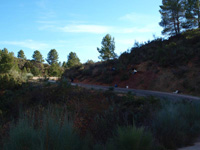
[72,61,200,96]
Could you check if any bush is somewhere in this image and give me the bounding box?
[152,101,200,149]
[106,126,153,150]
[31,66,40,76]
[3,110,89,150]
[0,74,21,90]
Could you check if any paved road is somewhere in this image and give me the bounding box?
[178,137,200,150]
[71,83,200,101]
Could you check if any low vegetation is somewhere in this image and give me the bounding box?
[1,79,200,150]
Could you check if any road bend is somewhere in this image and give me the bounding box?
[71,83,200,101]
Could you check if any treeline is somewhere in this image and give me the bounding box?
[19,49,82,75]
[0,48,84,90]
[160,0,200,35]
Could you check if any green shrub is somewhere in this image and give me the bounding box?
[4,118,41,150]
[0,74,21,90]
[106,126,153,150]
[152,101,200,149]
[31,66,40,76]
[3,111,89,150]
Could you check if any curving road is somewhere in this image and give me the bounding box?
[71,83,200,101]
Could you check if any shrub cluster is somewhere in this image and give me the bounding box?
[152,101,200,149]
[3,108,153,150]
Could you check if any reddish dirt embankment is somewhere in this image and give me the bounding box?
[72,61,200,96]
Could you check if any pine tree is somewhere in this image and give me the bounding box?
[62,61,67,68]
[159,0,185,35]
[66,52,81,68]
[0,48,14,73]
[17,50,26,59]
[183,0,200,28]
[46,49,59,65]
[97,34,117,61]
[32,50,44,62]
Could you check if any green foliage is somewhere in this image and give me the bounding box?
[106,126,153,150]
[17,50,26,59]
[159,0,185,35]
[31,66,40,76]
[67,52,81,68]
[0,48,14,73]
[183,0,200,28]
[0,74,21,90]
[85,60,94,65]
[160,0,200,35]
[3,111,89,150]
[62,61,67,68]
[152,101,200,149]
[97,34,117,61]
[32,50,44,62]
[48,63,63,77]
[46,49,59,65]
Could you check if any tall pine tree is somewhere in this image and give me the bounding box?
[66,52,81,68]
[97,34,117,61]
[17,50,26,59]
[32,50,44,63]
[159,0,185,35]
[46,49,59,65]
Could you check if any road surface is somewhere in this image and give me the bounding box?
[71,83,200,101]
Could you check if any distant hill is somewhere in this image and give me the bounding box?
[64,29,200,96]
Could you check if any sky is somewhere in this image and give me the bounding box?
[0,0,163,63]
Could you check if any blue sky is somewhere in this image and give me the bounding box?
[0,0,162,63]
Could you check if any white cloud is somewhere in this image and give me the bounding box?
[54,24,158,34]
[0,40,49,50]
[119,12,157,23]
[59,25,111,34]
[36,19,161,34]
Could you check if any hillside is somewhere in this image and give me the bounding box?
[64,29,200,96]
